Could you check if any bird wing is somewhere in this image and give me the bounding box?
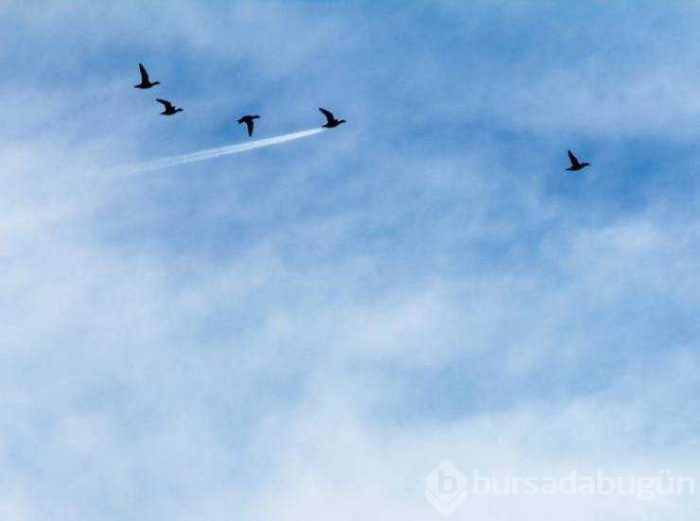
[567,149,581,167]
[319,107,334,123]
[245,119,254,136]
[156,98,173,110]
[139,63,150,83]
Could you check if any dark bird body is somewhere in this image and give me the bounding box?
[319,107,346,128]
[566,150,590,171]
[237,115,260,137]
[134,63,160,89]
[156,98,183,116]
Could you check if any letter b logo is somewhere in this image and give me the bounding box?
[425,461,469,516]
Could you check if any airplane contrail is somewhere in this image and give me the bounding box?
[114,127,326,175]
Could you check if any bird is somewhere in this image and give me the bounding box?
[237,114,260,137]
[156,99,183,116]
[134,63,160,89]
[319,107,346,128]
[566,150,590,171]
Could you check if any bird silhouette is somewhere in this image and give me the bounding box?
[566,150,590,171]
[237,115,260,137]
[134,63,160,89]
[156,99,183,116]
[319,107,346,128]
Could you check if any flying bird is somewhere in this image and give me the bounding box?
[156,98,183,116]
[134,63,160,89]
[566,150,590,172]
[237,114,260,137]
[319,107,346,128]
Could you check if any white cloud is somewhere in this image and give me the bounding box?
[1,2,699,519]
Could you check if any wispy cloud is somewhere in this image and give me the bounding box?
[0,2,698,520]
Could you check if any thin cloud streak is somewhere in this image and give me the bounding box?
[114,127,327,175]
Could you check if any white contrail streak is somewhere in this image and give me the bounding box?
[115,127,326,175]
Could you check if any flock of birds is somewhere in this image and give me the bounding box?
[135,62,588,171]
[134,63,346,137]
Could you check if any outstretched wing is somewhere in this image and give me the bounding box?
[319,107,334,124]
[156,98,173,110]
[567,149,581,168]
[139,63,150,83]
[245,119,254,137]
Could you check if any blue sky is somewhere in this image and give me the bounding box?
[0,1,699,519]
